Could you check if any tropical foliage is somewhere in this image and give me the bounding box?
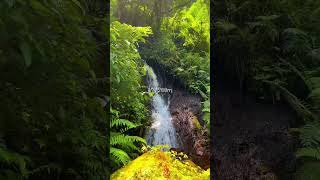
[110,3,152,171]
[140,0,211,129]
[0,0,108,179]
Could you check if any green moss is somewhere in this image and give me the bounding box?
[111,150,210,180]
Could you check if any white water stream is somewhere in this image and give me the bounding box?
[145,64,179,148]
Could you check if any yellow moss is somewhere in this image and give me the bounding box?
[111,150,210,180]
[192,115,202,130]
[258,165,271,174]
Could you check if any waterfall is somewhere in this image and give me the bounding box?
[145,64,179,148]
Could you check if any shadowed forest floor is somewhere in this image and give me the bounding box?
[212,85,297,180]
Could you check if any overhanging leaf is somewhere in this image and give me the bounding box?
[19,42,32,67]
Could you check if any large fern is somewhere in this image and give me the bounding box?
[110,108,146,169]
[110,132,146,152]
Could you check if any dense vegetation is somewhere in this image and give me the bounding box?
[110,0,210,175]
[110,19,152,170]
[0,1,108,179]
[213,0,320,178]
[140,0,211,128]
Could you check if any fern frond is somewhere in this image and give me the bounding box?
[29,163,63,176]
[295,123,320,179]
[300,122,320,148]
[296,148,320,160]
[263,80,315,121]
[111,118,141,132]
[281,28,312,54]
[110,133,146,147]
[110,147,131,165]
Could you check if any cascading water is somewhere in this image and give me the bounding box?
[145,64,179,148]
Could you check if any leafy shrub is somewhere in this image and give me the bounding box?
[140,0,211,130]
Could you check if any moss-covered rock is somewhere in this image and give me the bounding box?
[111,150,210,180]
[192,115,202,130]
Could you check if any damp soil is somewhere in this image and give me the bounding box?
[212,85,298,180]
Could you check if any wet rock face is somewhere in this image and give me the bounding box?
[169,89,211,170]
